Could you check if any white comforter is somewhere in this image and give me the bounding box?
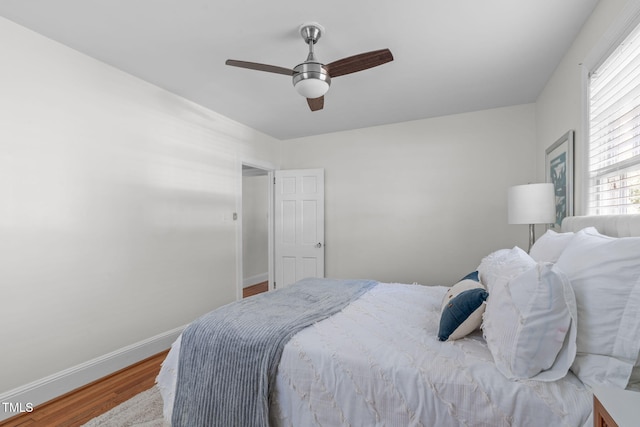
[158,282,592,426]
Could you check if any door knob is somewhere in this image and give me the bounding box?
[315,242,322,248]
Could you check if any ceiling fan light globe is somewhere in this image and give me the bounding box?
[292,62,331,99]
[294,78,330,99]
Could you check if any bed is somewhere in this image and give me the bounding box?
[156,214,640,426]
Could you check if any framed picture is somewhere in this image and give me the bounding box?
[545,130,574,230]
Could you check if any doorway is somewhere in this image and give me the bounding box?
[236,165,325,299]
[239,164,273,299]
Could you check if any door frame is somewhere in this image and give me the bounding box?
[236,159,276,301]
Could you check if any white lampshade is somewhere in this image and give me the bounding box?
[508,183,555,224]
[294,78,330,99]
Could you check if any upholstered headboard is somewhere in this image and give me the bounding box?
[561,214,640,237]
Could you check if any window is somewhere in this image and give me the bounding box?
[588,21,640,215]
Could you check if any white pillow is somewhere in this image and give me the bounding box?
[554,227,640,388]
[477,247,535,292]
[482,262,577,381]
[529,229,575,263]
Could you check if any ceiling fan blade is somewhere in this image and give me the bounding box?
[326,49,394,78]
[225,59,294,76]
[307,96,324,111]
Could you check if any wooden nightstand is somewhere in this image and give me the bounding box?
[592,387,640,427]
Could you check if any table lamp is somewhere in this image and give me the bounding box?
[508,183,555,252]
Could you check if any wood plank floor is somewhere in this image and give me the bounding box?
[243,280,268,298]
[0,350,168,427]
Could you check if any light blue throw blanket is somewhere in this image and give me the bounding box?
[171,277,377,427]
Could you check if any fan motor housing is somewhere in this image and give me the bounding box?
[293,62,331,85]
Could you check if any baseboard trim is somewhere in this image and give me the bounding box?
[0,325,184,421]
[243,272,268,288]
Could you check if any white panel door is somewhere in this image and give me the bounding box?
[275,169,325,288]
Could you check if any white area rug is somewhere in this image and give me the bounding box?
[81,386,168,427]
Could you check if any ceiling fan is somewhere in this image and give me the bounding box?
[225,22,393,111]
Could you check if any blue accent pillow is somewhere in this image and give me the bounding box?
[438,288,489,341]
[460,270,479,281]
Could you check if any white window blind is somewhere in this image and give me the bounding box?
[588,21,640,215]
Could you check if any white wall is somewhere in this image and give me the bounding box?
[281,104,537,286]
[536,0,631,211]
[0,16,279,399]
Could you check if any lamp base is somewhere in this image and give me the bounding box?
[528,223,535,253]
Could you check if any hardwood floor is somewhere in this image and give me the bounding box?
[243,280,268,298]
[0,350,168,427]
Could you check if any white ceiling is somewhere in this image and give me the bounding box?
[0,0,599,140]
